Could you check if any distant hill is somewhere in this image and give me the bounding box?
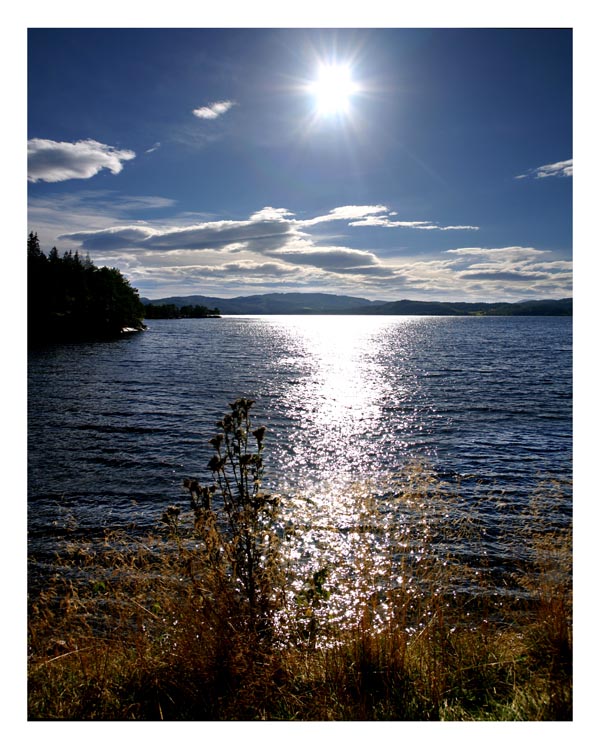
[141,292,572,317]
[354,298,573,316]
[141,292,379,315]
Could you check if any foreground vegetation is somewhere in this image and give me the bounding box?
[28,400,572,720]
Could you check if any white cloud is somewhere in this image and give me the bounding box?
[188,260,305,280]
[443,246,572,292]
[298,205,478,232]
[348,217,430,228]
[386,247,572,298]
[515,159,573,180]
[349,216,479,231]
[466,271,549,281]
[28,139,135,183]
[192,100,236,120]
[61,217,294,253]
[301,205,388,226]
[446,246,549,259]
[249,207,294,221]
[30,190,176,217]
[266,245,391,273]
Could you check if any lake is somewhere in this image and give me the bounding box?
[28,315,572,593]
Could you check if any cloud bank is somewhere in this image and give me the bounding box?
[56,204,571,301]
[28,139,136,183]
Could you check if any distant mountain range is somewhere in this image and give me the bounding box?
[141,292,572,317]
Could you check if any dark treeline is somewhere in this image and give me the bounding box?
[28,231,146,344]
[144,303,221,319]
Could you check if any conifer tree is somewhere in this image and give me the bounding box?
[27,231,145,343]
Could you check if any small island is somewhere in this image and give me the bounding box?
[28,232,146,344]
[143,303,220,319]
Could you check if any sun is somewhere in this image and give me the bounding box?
[308,63,358,116]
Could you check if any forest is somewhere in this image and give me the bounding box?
[27,232,146,344]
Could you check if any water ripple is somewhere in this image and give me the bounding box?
[28,315,572,589]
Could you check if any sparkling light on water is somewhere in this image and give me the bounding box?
[264,315,425,497]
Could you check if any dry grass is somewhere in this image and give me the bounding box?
[28,401,571,720]
[27,483,571,720]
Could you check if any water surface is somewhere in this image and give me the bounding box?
[28,315,572,586]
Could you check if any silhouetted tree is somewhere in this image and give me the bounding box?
[27,231,146,344]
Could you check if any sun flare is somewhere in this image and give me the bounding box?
[309,63,358,116]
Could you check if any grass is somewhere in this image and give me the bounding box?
[27,401,572,721]
[27,493,571,721]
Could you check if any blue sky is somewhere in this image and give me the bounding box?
[27,27,572,301]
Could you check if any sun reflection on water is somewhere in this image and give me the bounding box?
[274,468,480,645]
[256,315,448,637]
[263,315,427,497]
[246,314,547,639]
[290,315,390,427]
[296,316,389,420]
